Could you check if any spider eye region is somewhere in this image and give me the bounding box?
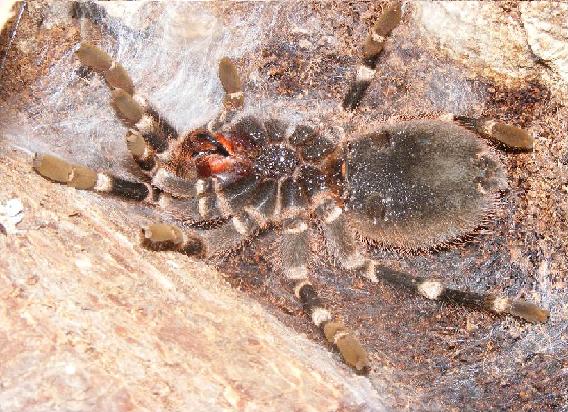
[254,144,300,179]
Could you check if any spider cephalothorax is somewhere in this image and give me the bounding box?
[32,2,549,372]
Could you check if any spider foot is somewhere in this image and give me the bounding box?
[374,265,549,323]
[489,296,549,323]
[140,215,258,259]
[218,57,244,110]
[33,153,154,201]
[323,321,369,373]
[295,280,370,372]
[76,42,134,94]
[33,153,97,189]
[140,223,204,256]
[342,1,402,111]
[451,115,534,150]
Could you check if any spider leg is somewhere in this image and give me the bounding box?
[76,43,178,161]
[208,57,245,132]
[155,172,263,223]
[141,212,259,258]
[366,264,550,323]
[294,279,369,372]
[124,129,158,174]
[218,57,244,110]
[316,197,367,271]
[33,153,155,202]
[342,2,402,111]
[288,125,335,162]
[280,215,310,280]
[76,42,134,94]
[154,177,221,223]
[315,198,549,323]
[448,114,534,150]
[155,166,279,229]
[109,89,178,153]
[143,207,368,370]
[279,211,369,372]
[276,177,369,371]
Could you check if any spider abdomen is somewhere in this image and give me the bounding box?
[344,120,507,250]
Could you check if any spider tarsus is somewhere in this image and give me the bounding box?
[76,42,134,95]
[33,153,97,189]
[141,223,204,256]
[323,322,370,373]
[374,2,403,36]
[218,57,242,94]
[141,223,183,247]
[375,265,549,324]
[453,115,534,150]
[218,57,244,109]
[111,89,143,125]
[499,298,550,323]
[33,153,73,183]
[76,42,112,71]
[489,122,534,150]
[296,282,369,372]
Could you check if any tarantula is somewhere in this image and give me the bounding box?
[33,3,548,372]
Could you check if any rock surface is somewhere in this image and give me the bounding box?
[1,1,567,411]
[0,150,383,411]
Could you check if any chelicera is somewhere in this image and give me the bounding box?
[33,2,548,372]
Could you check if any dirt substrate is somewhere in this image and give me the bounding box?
[1,2,567,411]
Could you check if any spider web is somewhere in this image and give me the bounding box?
[1,1,566,410]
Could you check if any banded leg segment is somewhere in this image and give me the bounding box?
[76,43,178,159]
[218,57,244,110]
[449,115,534,150]
[279,214,369,372]
[141,212,259,258]
[110,90,178,154]
[342,2,402,110]
[316,197,367,271]
[209,57,245,132]
[280,215,310,280]
[364,264,550,323]
[153,167,280,227]
[125,130,157,173]
[33,153,155,202]
[76,42,134,94]
[294,280,369,372]
[315,196,549,324]
[153,172,227,223]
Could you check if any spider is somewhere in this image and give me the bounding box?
[33,2,549,372]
